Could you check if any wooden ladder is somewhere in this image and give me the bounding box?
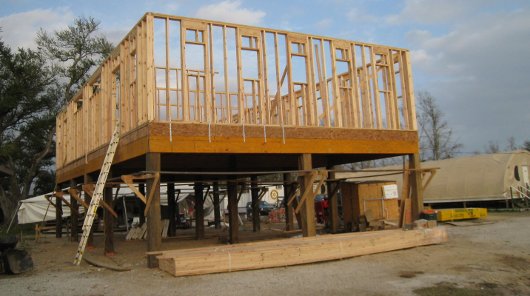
[73,121,121,265]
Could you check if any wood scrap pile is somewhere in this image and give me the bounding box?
[155,227,448,277]
[126,219,170,240]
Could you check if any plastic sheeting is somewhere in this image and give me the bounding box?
[17,194,75,224]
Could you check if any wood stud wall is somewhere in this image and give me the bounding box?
[56,13,418,170]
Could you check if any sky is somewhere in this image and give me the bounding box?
[1,0,529,154]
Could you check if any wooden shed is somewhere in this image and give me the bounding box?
[54,13,424,267]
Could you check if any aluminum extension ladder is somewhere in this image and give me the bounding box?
[73,121,121,265]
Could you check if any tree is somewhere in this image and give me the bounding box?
[0,17,112,226]
[505,136,517,152]
[485,141,500,154]
[416,91,462,161]
[0,38,56,225]
[37,17,113,104]
[523,140,530,152]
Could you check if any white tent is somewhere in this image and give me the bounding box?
[17,194,77,224]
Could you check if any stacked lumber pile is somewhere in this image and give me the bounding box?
[155,227,448,277]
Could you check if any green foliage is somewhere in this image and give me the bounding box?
[37,17,113,102]
[0,38,57,224]
[0,17,112,226]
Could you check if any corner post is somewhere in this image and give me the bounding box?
[146,153,161,268]
[299,154,316,237]
[409,153,424,219]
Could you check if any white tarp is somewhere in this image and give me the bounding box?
[17,194,76,224]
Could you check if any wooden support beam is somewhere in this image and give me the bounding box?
[82,184,118,218]
[283,173,295,231]
[409,153,424,219]
[143,173,161,216]
[399,159,410,229]
[139,183,146,225]
[55,187,63,238]
[422,169,437,191]
[68,188,89,209]
[103,184,115,255]
[251,176,260,232]
[83,174,94,247]
[227,178,239,244]
[121,175,147,204]
[213,182,221,229]
[146,152,161,268]
[167,182,176,237]
[52,191,75,212]
[327,171,339,234]
[194,182,205,240]
[69,180,79,242]
[298,154,317,237]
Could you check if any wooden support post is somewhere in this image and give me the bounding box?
[167,182,176,237]
[283,174,294,231]
[139,183,146,225]
[213,182,221,229]
[251,176,260,232]
[83,174,94,247]
[341,182,354,231]
[194,182,205,240]
[298,154,316,237]
[55,187,63,238]
[103,183,115,255]
[69,180,79,241]
[146,153,161,268]
[327,171,339,233]
[227,178,239,244]
[409,153,424,220]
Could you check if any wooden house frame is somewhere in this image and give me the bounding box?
[55,12,424,267]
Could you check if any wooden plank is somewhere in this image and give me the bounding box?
[369,46,382,128]
[403,51,417,130]
[349,45,361,128]
[156,227,448,277]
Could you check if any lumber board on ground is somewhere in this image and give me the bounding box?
[156,227,448,277]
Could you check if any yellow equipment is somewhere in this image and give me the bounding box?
[437,208,487,222]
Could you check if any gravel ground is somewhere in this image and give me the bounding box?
[1,211,530,296]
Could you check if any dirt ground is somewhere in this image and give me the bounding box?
[1,211,530,296]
